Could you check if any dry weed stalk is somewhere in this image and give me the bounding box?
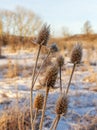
[33,93,44,130]
[6,59,19,78]
[50,95,68,130]
[57,55,64,94]
[36,23,50,46]
[30,23,50,130]
[39,65,58,130]
[65,43,82,95]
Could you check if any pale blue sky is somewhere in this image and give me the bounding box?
[0,0,97,36]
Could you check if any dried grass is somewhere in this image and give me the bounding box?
[0,108,31,130]
[5,60,19,78]
[83,73,97,83]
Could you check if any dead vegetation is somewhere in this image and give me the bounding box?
[83,73,97,83]
[0,8,97,130]
[0,108,31,130]
[0,42,97,130]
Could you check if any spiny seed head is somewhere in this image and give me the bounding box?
[33,93,44,110]
[71,43,82,64]
[57,55,64,67]
[44,65,58,88]
[37,23,50,46]
[56,95,68,115]
[50,43,59,53]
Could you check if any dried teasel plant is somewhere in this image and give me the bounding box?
[33,93,44,110]
[71,43,82,64]
[39,65,58,130]
[65,43,82,94]
[50,95,68,130]
[33,93,44,130]
[30,23,50,130]
[57,55,64,94]
[36,23,50,46]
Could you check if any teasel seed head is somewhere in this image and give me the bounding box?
[50,43,59,53]
[34,93,44,110]
[36,23,50,46]
[57,55,64,67]
[55,95,68,115]
[71,43,82,64]
[44,65,58,88]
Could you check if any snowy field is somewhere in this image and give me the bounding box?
[0,48,97,130]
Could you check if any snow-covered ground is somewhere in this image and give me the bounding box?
[0,48,97,130]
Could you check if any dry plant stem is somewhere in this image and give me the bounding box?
[14,60,20,130]
[66,63,76,95]
[31,44,42,89]
[22,112,25,130]
[30,44,42,130]
[59,66,62,94]
[50,116,58,130]
[33,50,51,87]
[16,83,20,130]
[39,87,49,130]
[32,109,38,130]
[53,115,60,130]
[30,88,33,130]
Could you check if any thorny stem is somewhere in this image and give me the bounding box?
[30,88,33,130]
[31,44,42,90]
[31,47,50,130]
[59,66,62,94]
[65,63,76,95]
[39,87,49,130]
[53,115,60,130]
[30,44,42,130]
[32,109,38,130]
[50,116,58,130]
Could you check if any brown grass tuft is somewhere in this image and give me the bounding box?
[0,108,31,130]
[5,60,19,78]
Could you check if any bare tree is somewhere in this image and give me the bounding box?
[14,6,42,42]
[82,20,93,35]
[0,6,42,47]
[0,9,16,47]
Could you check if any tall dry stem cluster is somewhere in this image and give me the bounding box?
[39,65,58,130]
[30,23,59,130]
[49,43,82,130]
[30,23,50,130]
[30,23,83,130]
[2,22,83,130]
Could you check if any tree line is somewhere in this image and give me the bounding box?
[0,6,42,47]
